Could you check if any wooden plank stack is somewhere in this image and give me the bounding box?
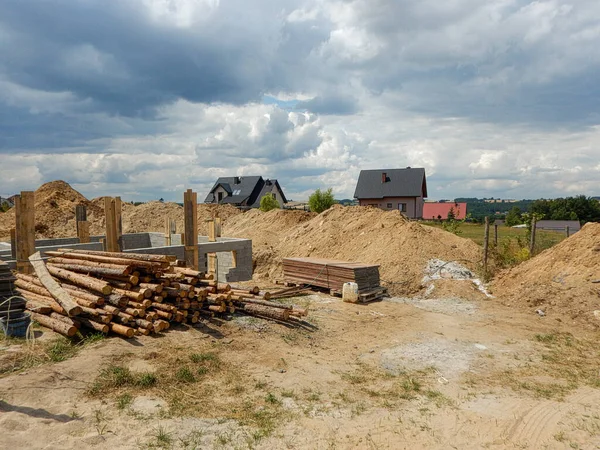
[14,249,308,338]
[282,257,386,300]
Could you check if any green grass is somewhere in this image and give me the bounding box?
[175,366,196,383]
[87,365,158,395]
[424,221,565,246]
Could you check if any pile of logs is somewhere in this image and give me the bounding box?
[14,249,308,338]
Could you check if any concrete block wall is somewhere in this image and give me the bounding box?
[0,233,253,282]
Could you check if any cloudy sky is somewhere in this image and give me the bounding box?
[1,0,600,202]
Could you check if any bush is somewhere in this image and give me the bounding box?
[308,188,335,214]
[259,194,280,212]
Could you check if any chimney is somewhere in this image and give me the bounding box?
[381,172,387,183]
[234,176,241,184]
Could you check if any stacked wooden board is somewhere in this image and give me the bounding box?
[14,249,308,338]
[282,257,387,301]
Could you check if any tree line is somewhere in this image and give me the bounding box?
[504,196,600,226]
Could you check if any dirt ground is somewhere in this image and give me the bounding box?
[2,290,599,449]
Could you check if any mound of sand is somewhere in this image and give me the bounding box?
[224,205,482,296]
[0,181,242,241]
[491,222,600,329]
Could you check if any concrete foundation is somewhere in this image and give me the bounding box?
[0,232,253,282]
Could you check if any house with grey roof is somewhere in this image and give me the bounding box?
[204,176,287,209]
[353,168,428,218]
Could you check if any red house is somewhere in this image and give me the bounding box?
[423,202,467,220]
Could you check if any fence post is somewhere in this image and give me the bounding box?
[529,216,537,257]
[494,223,498,247]
[566,226,570,237]
[483,216,489,275]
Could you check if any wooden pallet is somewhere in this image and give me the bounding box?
[330,286,388,303]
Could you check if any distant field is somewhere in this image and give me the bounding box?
[422,222,566,251]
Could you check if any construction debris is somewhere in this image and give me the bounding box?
[14,249,308,338]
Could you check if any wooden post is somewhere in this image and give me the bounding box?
[207,220,216,275]
[10,228,16,259]
[214,217,222,237]
[77,221,90,243]
[483,216,489,275]
[165,217,172,246]
[566,226,570,237]
[529,216,537,257]
[115,196,122,251]
[183,189,198,269]
[104,197,118,252]
[75,205,87,235]
[15,191,35,274]
[494,224,498,247]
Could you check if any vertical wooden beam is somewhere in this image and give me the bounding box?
[15,191,35,274]
[214,217,222,238]
[104,197,118,252]
[115,196,122,251]
[10,228,16,259]
[207,220,216,275]
[75,205,87,235]
[78,221,90,243]
[482,216,489,275]
[165,217,172,246]
[184,189,198,269]
[529,216,537,257]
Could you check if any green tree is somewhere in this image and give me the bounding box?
[259,194,280,212]
[308,188,335,213]
[446,207,456,221]
[505,206,522,227]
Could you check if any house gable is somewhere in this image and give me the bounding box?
[353,168,427,200]
[204,176,287,208]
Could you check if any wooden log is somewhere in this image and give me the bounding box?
[112,287,144,301]
[80,307,112,323]
[74,297,97,309]
[145,312,158,322]
[14,274,101,307]
[139,282,163,294]
[135,318,153,330]
[106,280,132,290]
[173,267,205,278]
[31,312,77,337]
[108,322,135,338]
[75,317,109,333]
[234,298,293,310]
[154,310,172,320]
[16,288,66,314]
[102,274,140,286]
[48,257,131,274]
[152,295,163,303]
[55,248,176,264]
[29,252,82,316]
[135,327,151,336]
[208,304,226,313]
[77,220,90,244]
[49,312,78,328]
[133,287,152,298]
[46,250,165,271]
[46,265,112,296]
[25,300,52,314]
[151,302,176,312]
[124,307,140,317]
[105,294,128,308]
[242,304,290,321]
[197,310,214,318]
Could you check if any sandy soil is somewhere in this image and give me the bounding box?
[1,290,599,449]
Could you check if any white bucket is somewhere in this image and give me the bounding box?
[342,282,359,303]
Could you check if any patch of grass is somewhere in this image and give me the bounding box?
[401,377,422,393]
[190,352,220,365]
[265,392,281,405]
[47,338,79,362]
[280,389,296,398]
[88,365,159,396]
[175,366,196,383]
[534,333,556,344]
[151,425,173,449]
[116,393,132,410]
[255,380,268,390]
[179,428,204,449]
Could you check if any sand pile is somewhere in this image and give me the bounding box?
[0,181,242,241]
[224,205,482,295]
[491,222,600,329]
[0,181,94,240]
